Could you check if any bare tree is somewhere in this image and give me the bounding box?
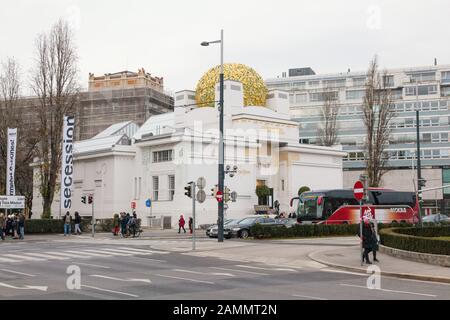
[362,56,395,187]
[31,20,79,218]
[0,58,38,211]
[317,90,339,146]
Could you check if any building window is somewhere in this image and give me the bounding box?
[323,78,346,88]
[308,81,320,87]
[442,71,450,83]
[168,175,175,201]
[295,94,307,103]
[383,75,394,87]
[153,150,173,163]
[152,176,159,201]
[352,77,366,87]
[410,72,436,82]
[346,90,365,100]
[310,91,338,102]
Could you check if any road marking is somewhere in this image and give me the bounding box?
[118,247,169,255]
[0,269,36,277]
[89,275,151,284]
[0,257,22,263]
[0,282,47,291]
[209,267,268,276]
[76,262,111,269]
[3,254,45,262]
[82,249,132,256]
[339,284,437,297]
[173,269,234,277]
[81,285,139,298]
[292,294,328,300]
[235,265,297,272]
[66,250,112,257]
[43,251,90,259]
[320,268,367,277]
[154,274,215,284]
[100,248,153,255]
[22,252,70,260]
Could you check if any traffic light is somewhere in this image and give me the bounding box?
[88,195,93,204]
[211,185,218,197]
[224,186,230,203]
[418,179,426,188]
[81,196,86,204]
[184,184,192,198]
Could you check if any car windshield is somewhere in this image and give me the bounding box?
[238,217,258,225]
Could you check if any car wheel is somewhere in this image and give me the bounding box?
[239,229,249,239]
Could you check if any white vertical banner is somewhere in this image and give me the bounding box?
[6,128,18,196]
[60,116,75,213]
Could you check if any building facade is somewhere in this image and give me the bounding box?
[266,64,450,213]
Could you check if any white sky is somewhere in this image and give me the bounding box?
[1,0,449,95]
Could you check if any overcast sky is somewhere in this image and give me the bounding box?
[1,0,449,95]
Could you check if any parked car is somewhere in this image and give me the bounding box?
[275,218,299,228]
[225,216,281,239]
[422,214,450,224]
[206,219,241,238]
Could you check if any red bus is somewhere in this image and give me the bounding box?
[290,188,419,224]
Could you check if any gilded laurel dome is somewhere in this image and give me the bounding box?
[195,63,268,107]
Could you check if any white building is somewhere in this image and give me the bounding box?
[32,71,346,227]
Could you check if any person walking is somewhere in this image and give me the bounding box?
[0,213,5,240]
[178,215,186,234]
[120,212,128,237]
[18,212,25,240]
[370,221,380,262]
[12,214,19,239]
[112,213,120,236]
[64,212,72,236]
[188,217,193,234]
[74,212,82,235]
[358,218,374,264]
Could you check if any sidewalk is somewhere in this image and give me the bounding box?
[309,245,450,284]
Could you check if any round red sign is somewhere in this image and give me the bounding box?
[216,190,223,202]
[353,181,364,201]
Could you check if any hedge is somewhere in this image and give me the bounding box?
[380,227,450,255]
[250,222,413,239]
[24,218,114,234]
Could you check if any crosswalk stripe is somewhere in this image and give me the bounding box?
[44,251,90,259]
[99,248,152,255]
[22,252,69,260]
[0,257,22,263]
[118,247,169,254]
[3,254,45,261]
[82,249,131,256]
[69,250,113,257]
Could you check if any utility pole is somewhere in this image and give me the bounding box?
[415,80,423,227]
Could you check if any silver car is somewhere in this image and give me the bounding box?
[422,214,450,223]
[206,219,241,238]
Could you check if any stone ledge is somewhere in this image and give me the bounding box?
[379,245,450,267]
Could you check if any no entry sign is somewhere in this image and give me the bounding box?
[215,190,223,202]
[353,181,364,201]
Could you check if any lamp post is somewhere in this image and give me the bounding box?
[201,30,225,242]
[415,80,423,227]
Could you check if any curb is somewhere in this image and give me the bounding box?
[308,250,450,284]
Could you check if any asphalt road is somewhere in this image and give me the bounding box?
[0,238,448,300]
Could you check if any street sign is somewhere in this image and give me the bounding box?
[197,190,206,203]
[215,190,223,202]
[353,181,364,201]
[197,177,206,190]
[0,196,25,209]
[145,199,152,208]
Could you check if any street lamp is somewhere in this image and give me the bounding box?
[414,79,423,227]
[201,30,225,242]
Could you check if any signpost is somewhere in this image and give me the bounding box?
[215,190,223,203]
[145,198,152,225]
[0,196,25,209]
[354,180,365,266]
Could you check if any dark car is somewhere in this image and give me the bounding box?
[225,216,280,239]
[206,219,241,239]
[275,218,299,228]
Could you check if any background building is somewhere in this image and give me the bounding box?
[266,64,450,214]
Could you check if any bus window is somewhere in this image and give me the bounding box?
[323,201,334,219]
[370,191,416,207]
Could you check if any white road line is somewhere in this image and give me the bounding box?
[43,251,89,259]
[81,285,139,298]
[89,275,151,284]
[76,263,111,269]
[0,257,22,263]
[0,282,47,291]
[320,268,367,277]
[339,284,437,297]
[292,294,328,300]
[154,274,215,284]
[66,250,112,257]
[118,247,169,254]
[172,269,204,275]
[235,265,297,272]
[173,269,235,277]
[23,252,70,261]
[210,266,268,276]
[0,269,36,277]
[3,254,45,261]
[82,249,132,256]
[100,248,152,255]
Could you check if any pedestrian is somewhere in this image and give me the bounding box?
[370,221,380,262]
[128,213,137,237]
[74,211,82,235]
[0,213,5,240]
[18,212,25,240]
[120,212,128,237]
[63,212,72,236]
[358,218,374,264]
[112,213,120,236]
[178,215,186,233]
[188,217,193,234]
[5,215,11,237]
[12,214,19,239]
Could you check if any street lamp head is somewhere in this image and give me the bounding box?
[201,41,210,46]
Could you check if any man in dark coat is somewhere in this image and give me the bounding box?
[358,218,374,264]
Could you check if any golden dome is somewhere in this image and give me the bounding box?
[195,63,268,107]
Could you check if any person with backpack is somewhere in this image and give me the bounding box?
[74,212,82,235]
[64,212,72,236]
